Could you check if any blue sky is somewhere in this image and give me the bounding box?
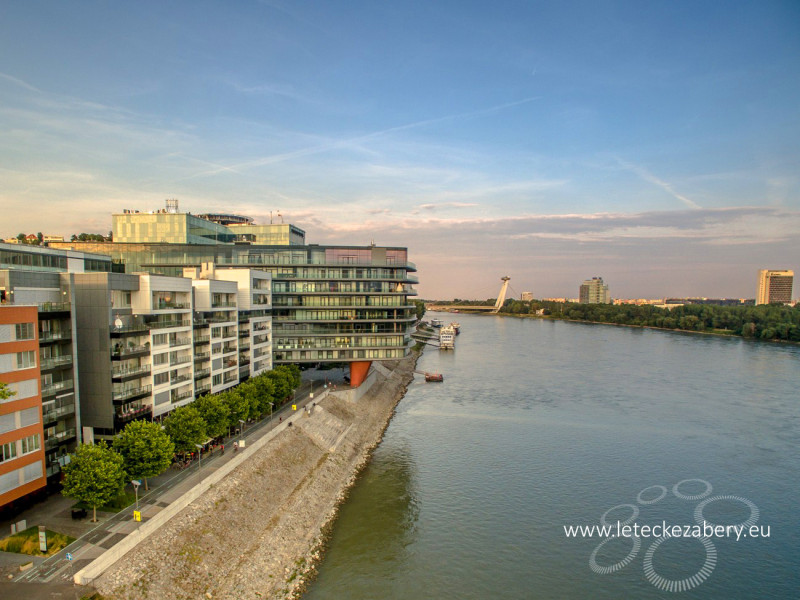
[1,1,798,299]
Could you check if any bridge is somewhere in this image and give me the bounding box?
[427,276,511,314]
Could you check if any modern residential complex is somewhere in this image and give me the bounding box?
[53,201,418,388]
[756,269,794,305]
[579,277,611,304]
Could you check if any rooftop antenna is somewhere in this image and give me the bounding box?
[278,211,283,224]
[166,198,179,214]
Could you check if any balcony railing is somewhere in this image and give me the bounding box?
[171,374,192,385]
[112,364,151,380]
[171,355,192,366]
[114,405,153,425]
[112,385,152,402]
[211,302,237,308]
[153,301,189,310]
[194,335,210,344]
[194,352,210,361]
[39,331,71,343]
[42,379,74,397]
[194,368,211,379]
[111,344,149,358]
[195,384,211,395]
[38,301,70,313]
[44,428,76,450]
[42,402,75,423]
[170,337,191,347]
[40,355,73,370]
[171,391,193,402]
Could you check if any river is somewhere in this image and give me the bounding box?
[303,313,800,599]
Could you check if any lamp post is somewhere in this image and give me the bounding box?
[131,480,141,510]
[239,419,245,436]
[195,444,204,473]
[269,402,275,424]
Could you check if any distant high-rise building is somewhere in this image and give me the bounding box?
[521,292,534,302]
[756,270,793,305]
[579,277,610,304]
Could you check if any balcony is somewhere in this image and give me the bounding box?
[42,379,74,398]
[111,324,148,337]
[194,368,211,379]
[112,385,152,403]
[40,355,73,371]
[37,301,71,315]
[195,384,211,395]
[194,335,210,344]
[171,355,192,366]
[114,405,153,427]
[147,320,191,330]
[194,352,210,361]
[223,358,238,369]
[211,302,236,308]
[44,428,77,451]
[170,373,192,385]
[111,344,150,360]
[42,402,75,424]
[112,364,151,381]
[170,337,191,347]
[222,345,237,355]
[171,391,193,403]
[153,301,189,310]
[39,330,72,343]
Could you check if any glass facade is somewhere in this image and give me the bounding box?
[51,240,417,366]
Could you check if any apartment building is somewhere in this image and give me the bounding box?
[0,305,47,510]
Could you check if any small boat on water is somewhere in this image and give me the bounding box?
[430,318,443,328]
[449,322,461,335]
[425,372,444,382]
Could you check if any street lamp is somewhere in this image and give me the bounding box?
[238,419,245,435]
[131,480,141,510]
[195,444,204,472]
[268,402,275,424]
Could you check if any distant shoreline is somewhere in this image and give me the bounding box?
[452,310,800,345]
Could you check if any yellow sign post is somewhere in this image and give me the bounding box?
[292,404,297,411]
[133,510,141,522]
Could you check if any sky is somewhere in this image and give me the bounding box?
[1,1,799,300]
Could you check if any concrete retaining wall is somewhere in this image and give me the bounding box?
[75,390,329,585]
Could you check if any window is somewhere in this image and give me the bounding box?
[20,434,40,455]
[154,372,170,386]
[153,353,169,366]
[15,323,34,340]
[0,441,17,463]
[16,351,36,369]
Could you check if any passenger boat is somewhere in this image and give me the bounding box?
[449,322,461,334]
[430,318,443,328]
[439,325,455,350]
[425,373,444,382]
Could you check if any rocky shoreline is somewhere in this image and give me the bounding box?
[95,351,419,600]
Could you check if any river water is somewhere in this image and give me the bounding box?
[303,313,800,599]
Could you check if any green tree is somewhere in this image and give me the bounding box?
[112,420,174,491]
[163,405,207,453]
[220,390,249,434]
[414,300,426,321]
[0,382,14,401]
[193,393,231,439]
[61,443,126,522]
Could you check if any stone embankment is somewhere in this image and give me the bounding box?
[95,352,418,600]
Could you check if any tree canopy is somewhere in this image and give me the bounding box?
[113,420,174,490]
[61,443,126,522]
[163,405,207,453]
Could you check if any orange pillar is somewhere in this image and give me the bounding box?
[349,361,372,387]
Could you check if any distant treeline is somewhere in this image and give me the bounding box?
[496,300,800,342]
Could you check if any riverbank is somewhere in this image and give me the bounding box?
[472,311,800,344]
[93,351,419,600]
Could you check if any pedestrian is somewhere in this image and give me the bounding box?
[221,444,225,455]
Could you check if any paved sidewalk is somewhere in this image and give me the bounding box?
[0,374,345,590]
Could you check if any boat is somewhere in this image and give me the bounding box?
[439,325,455,350]
[425,372,444,382]
[431,318,443,328]
[449,322,461,335]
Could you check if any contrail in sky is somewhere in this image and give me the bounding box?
[183,96,541,179]
[615,157,701,209]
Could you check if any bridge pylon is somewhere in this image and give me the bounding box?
[492,277,511,313]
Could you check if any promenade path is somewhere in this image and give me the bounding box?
[0,374,342,592]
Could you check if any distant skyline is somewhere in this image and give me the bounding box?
[1,1,798,299]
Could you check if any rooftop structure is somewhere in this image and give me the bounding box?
[52,206,417,387]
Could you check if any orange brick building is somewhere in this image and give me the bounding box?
[0,305,47,509]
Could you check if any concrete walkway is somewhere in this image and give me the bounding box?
[0,375,345,593]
